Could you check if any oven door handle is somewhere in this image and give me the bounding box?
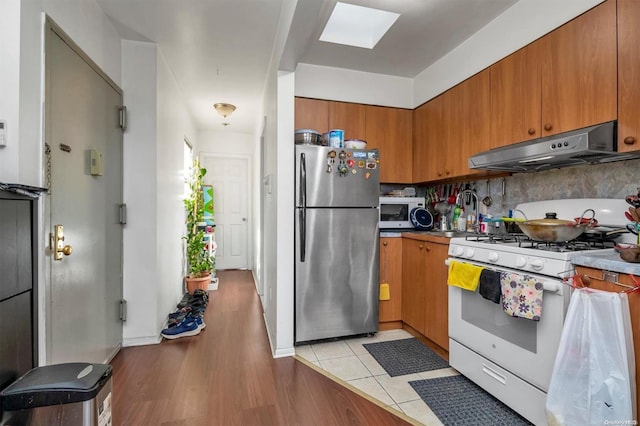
[446,258,563,294]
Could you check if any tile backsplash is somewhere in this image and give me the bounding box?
[382,158,640,220]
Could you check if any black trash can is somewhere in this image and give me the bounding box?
[0,363,112,426]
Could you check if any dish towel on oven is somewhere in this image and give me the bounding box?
[500,272,543,321]
[479,269,502,304]
[447,260,483,291]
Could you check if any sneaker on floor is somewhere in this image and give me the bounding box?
[190,314,206,330]
[161,317,201,339]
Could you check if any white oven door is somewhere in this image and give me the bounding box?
[448,259,567,392]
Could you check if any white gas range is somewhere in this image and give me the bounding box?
[446,199,632,425]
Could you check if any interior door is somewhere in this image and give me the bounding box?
[201,154,249,270]
[44,21,123,364]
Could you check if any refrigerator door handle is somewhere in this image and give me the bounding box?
[299,152,307,262]
[299,208,306,262]
[300,152,306,208]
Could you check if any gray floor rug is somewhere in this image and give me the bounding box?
[409,375,532,426]
[362,338,449,377]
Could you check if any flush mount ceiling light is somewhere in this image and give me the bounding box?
[213,103,236,118]
[319,2,400,49]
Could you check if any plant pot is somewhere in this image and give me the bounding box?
[185,273,210,293]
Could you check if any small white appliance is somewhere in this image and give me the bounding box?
[379,196,424,229]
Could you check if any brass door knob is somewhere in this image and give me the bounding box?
[61,245,73,256]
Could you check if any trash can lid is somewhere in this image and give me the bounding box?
[1,363,112,411]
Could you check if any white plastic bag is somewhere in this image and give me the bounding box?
[546,288,636,425]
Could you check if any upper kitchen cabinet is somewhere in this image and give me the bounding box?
[365,106,413,183]
[490,40,542,147]
[413,94,445,183]
[329,101,366,141]
[540,0,616,137]
[617,0,640,152]
[413,69,490,183]
[490,0,616,146]
[294,97,329,133]
[446,69,491,177]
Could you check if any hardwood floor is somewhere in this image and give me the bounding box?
[111,270,410,425]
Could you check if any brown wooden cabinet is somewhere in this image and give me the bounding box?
[379,238,403,328]
[617,0,640,152]
[446,69,491,177]
[490,40,543,147]
[413,94,444,183]
[401,237,449,350]
[574,265,640,413]
[540,0,617,137]
[365,105,413,183]
[490,0,616,147]
[329,101,366,141]
[294,97,329,133]
[413,70,490,182]
[402,238,426,334]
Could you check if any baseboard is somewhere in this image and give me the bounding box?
[262,312,296,358]
[123,335,162,347]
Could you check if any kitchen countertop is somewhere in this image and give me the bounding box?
[380,230,473,244]
[571,250,640,275]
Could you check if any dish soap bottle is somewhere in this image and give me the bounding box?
[452,205,461,230]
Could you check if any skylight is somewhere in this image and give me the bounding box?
[319,2,400,49]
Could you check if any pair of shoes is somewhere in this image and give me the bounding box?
[161,313,205,339]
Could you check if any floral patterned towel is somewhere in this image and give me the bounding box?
[499,272,544,321]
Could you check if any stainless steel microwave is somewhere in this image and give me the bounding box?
[379,196,424,229]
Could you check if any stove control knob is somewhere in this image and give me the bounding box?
[488,252,499,263]
[530,259,544,270]
[464,248,474,258]
[515,256,527,268]
[452,246,464,257]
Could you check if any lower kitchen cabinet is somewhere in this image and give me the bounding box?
[379,238,402,328]
[402,237,449,350]
[574,266,640,413]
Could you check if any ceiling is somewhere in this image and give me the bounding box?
[96,0,519,135]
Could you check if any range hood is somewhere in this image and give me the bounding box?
[468,121,640,172]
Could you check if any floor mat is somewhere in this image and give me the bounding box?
[409,375,533,426]
[362,338,449,377]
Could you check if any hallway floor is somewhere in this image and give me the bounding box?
[110,270,411,425]
[295,330,458,426]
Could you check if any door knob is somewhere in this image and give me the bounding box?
[52,224,73,260]
[242,218,247,222]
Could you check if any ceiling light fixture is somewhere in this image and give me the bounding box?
[213,103,236,118]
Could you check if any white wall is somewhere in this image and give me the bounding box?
[294,63,413,108]
[121,41,197,346]
[121,41,160,345]
[156,48,197,338]
[198,131,255,156]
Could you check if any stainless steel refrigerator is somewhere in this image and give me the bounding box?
[294,145,380,344]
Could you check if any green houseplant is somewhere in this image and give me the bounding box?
[183,158,214,292]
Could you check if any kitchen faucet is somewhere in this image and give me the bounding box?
[456,189,480,232]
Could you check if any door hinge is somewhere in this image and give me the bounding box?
[119,106,127,130]
[119,203,127,225]
[120,299,127,321]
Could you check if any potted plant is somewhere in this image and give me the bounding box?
[183,158,214,292]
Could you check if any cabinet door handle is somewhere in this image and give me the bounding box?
[419,244,424,250]
[544,123,553,131]
[528,128,536,136]
[624,136,636,145]
[425,245,431,252]
[383,241,388,246]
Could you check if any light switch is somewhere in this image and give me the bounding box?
[0,120,6,147]
[90,149,103,176]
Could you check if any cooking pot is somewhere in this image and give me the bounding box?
[514,209,596,242]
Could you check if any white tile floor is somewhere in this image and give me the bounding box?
[295,329,461,426]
